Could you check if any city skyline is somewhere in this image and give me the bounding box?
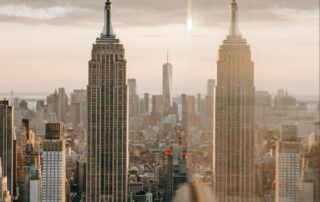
[0,0,318,96]
[0,0,318,201]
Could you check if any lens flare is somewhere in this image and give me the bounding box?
[187,0,192,32]
[187,18,192,31]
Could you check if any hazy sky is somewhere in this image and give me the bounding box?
[0,0,318,97]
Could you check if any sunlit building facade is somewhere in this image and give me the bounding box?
[0,100,13,194]
[42,123,66,202]
[213,1,255,201]
[275,141,301,202]
[87,0,128,201]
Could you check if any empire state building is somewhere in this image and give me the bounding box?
[87,1,128,201]
[213,0,255,201]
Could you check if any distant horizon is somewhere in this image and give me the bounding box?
[0,90,319,102]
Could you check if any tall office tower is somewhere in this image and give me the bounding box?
[255,91,272,127]
[57,88,68,122]
[213,1,255,201]
[70,102,81,126]
[163,52,173,115]
[196,94,202,115]
[152,95,164,118]
[0,100,13,194]
[42,123,66,202]
[0,158,12,202]
[128,79,139,118]
[70,89,87,126]
[279,124,297,141]
[21,119,42,202]
[205,79,215,119]
[144,93,149,115]
[275,141,301,202]
[87,1,128,201]
[47,90,59,116]
[181,94,195,138]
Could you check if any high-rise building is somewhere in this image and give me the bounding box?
[255,91,272,127]
[57,88,68,122]
[17,119,42,202]
[42,123,66,202]
[152,95,164,118]
[205,79,215,119]
[144,93,149,115]
[0,100,13,194]
[0,158,12,202]
[128,79,139,118]
[70,89,87,126]
[275,141,301,202]
[47,90,58,116]
[163,52,173,115]
[279,124,297,141]
[181,94,195,137]
[213,1,255,201]
[87,1,128,201]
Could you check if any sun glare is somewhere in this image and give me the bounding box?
[187,18,192,31]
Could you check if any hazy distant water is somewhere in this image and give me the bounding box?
[0,92,50,110]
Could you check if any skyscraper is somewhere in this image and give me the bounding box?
[42,123,66,202]
[143,93,149,115]
[213,1,255,201]
[275,141,301,202]
[57,88,68,123]
[163,51,173,115]
[206,79,215,119]
[0,100,13,194]
[0,158,12,202]
[87,0,128,201]
[128,78,139,118]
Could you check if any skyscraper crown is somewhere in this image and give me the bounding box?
[97,0,119,43]
[103,0,114,37]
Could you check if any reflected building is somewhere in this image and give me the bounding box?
[275,141,301,202]
[163,53,173,115]
[206,79,215,119]
[213,0,255,201]
[87,0,128,201]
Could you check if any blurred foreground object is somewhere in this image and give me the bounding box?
[173,181,214,202]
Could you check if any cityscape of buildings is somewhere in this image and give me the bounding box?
[0,0,319,202]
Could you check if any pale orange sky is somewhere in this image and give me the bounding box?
[0,0,318,97]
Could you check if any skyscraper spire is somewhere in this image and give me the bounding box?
[229,0,240,36]
[103,0,114,37]
[167,47,169,63]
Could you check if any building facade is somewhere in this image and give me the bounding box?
[0,100,13,194]
[128,79,139,118]
[275,141,301,202]
[41,123,66,202]
[87,0,128,201]
[213,1,255,201]
[206,79,215,119]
